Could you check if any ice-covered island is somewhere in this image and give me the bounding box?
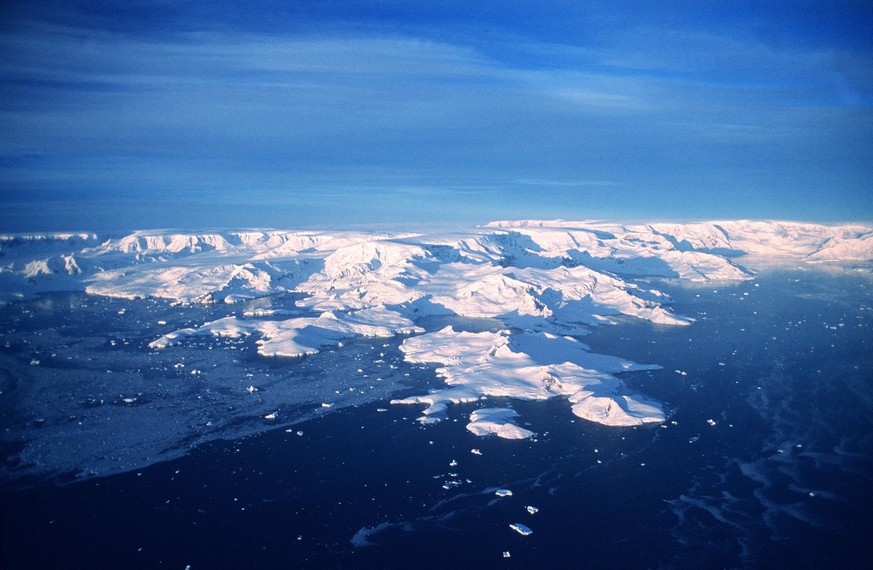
[1,220,871,479]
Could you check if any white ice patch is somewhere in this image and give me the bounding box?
[466,408,534,440]
[392,327,664,427]
[150,307,423,357]
[509,523,533,535]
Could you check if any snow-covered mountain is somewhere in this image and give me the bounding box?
[2,220,871,433]
[5,220,869,305]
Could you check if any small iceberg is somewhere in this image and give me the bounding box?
[509,523,533,536]
[495,489,513,497]
[467,408,534,440]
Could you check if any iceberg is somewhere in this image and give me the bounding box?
[466,408,535,439]
[509,523,533,536]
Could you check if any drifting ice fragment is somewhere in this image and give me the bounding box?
[321,403,333,408]
[471,449,482,455]
[509,523,533,536]
[467,408,534,440]
[526,506,539,514]
[495,489,513,497]
[707,418,716,426]
[264,412,277,420]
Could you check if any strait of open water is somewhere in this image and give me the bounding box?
[1,269,872,569]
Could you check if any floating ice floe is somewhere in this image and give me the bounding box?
[466,408,534,440]
[495,489,513,497]
[509,523,533,536]
[526,506,539,514]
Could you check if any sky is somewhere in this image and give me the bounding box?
[1,0,871,231]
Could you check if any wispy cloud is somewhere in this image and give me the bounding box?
[1,2,871,229]
[514,178,621,188]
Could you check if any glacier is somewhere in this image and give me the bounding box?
[1,220,871,480]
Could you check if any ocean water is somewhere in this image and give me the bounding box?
[1,270,872,568]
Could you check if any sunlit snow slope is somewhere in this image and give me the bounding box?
[2,220,870,431]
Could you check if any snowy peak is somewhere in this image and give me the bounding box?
[2,220,870,308]
[486,219,873,262]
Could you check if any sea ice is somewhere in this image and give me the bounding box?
[509,523,533,536]
[466,408,535,439]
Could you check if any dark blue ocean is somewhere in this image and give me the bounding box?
[2,270,872,568]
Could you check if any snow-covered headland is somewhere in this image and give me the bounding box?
[2,220,871,433]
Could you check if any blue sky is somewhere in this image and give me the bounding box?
[1,0,871,231]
